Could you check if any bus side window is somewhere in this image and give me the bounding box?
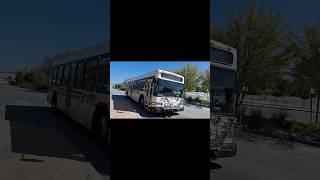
[75,60,84,89]
[141,78,146,90]
[83,57,98,91]
[137,80,140,90]
[55,66,59,85]
[96,55,107,93]
[70,62,77,88]
[62,64,71,87]
[57,65,64,86]
[50,66,55,84]
[51,66,57,84]
[60,65,66,86]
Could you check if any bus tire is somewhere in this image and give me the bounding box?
[139,96,144,108]
[93,110,110,149]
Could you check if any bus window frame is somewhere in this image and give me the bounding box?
[96,54,108,94]
[70,62,77,88]
[57,64,65,86]
[82,56,99,91]
[62,63,71,87]
[74,60,85,89]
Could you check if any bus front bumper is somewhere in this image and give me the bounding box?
[150,107,184,113]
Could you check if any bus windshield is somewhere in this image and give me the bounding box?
[156,79,184,97]
[211,67,235,115]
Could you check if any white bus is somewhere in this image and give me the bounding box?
[47,42,110,148]
[210,40,238,159]
[125,69,185,113]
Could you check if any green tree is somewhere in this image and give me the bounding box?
[15,71,24,84]
[12,50,71,90]
[293,18,320,124]
[211,1,294,117]
[165,66,209,92]
[177,64,201,92]
[272,78,294,96]
[199,69,210,92]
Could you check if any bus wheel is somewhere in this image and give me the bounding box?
[94,111,110,149]
[139,96,144,108]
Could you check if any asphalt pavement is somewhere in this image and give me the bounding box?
[3,82,319,179]
[110,87,210,119]
[0,82,109,180]
[211,131,320,180]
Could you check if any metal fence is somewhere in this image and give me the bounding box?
[241,95,320,124]
[185,92,210,102]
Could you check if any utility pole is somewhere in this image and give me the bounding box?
[310,88,314,123]
[316,92,320,124]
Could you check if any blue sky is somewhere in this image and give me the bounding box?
[212,0,320,35]
[110,61,210,84]
[0,0,108,71]
[2,0,318,71]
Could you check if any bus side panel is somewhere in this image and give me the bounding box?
[132,90,140,103]
[47,87,54,105]
[88,93,108,128]
[70,92,96,129]
[68,91,82,124]
[57,89,67,112]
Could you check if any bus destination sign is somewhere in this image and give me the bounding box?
[161,73,183,82]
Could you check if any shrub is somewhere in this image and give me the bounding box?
[115,83,126,90]
[194,96,200,102]
[270,110,287,128]
[286,120,307,134]
[247,109,264,129]
[186,96,194,102]
[290,123,305,133]
[304,125,319,134]
[200,100,210,107]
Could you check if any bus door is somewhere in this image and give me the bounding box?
[145,78,154,107]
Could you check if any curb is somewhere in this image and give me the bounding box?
[185,102,210,108]
[243,129,320,147]
[291,137,320,147]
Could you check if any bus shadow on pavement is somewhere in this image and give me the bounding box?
[184,103,206,109]
[5,105,110,176]
[112,95,139,113]
[239,131,296,151]
[209,161,223,169]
